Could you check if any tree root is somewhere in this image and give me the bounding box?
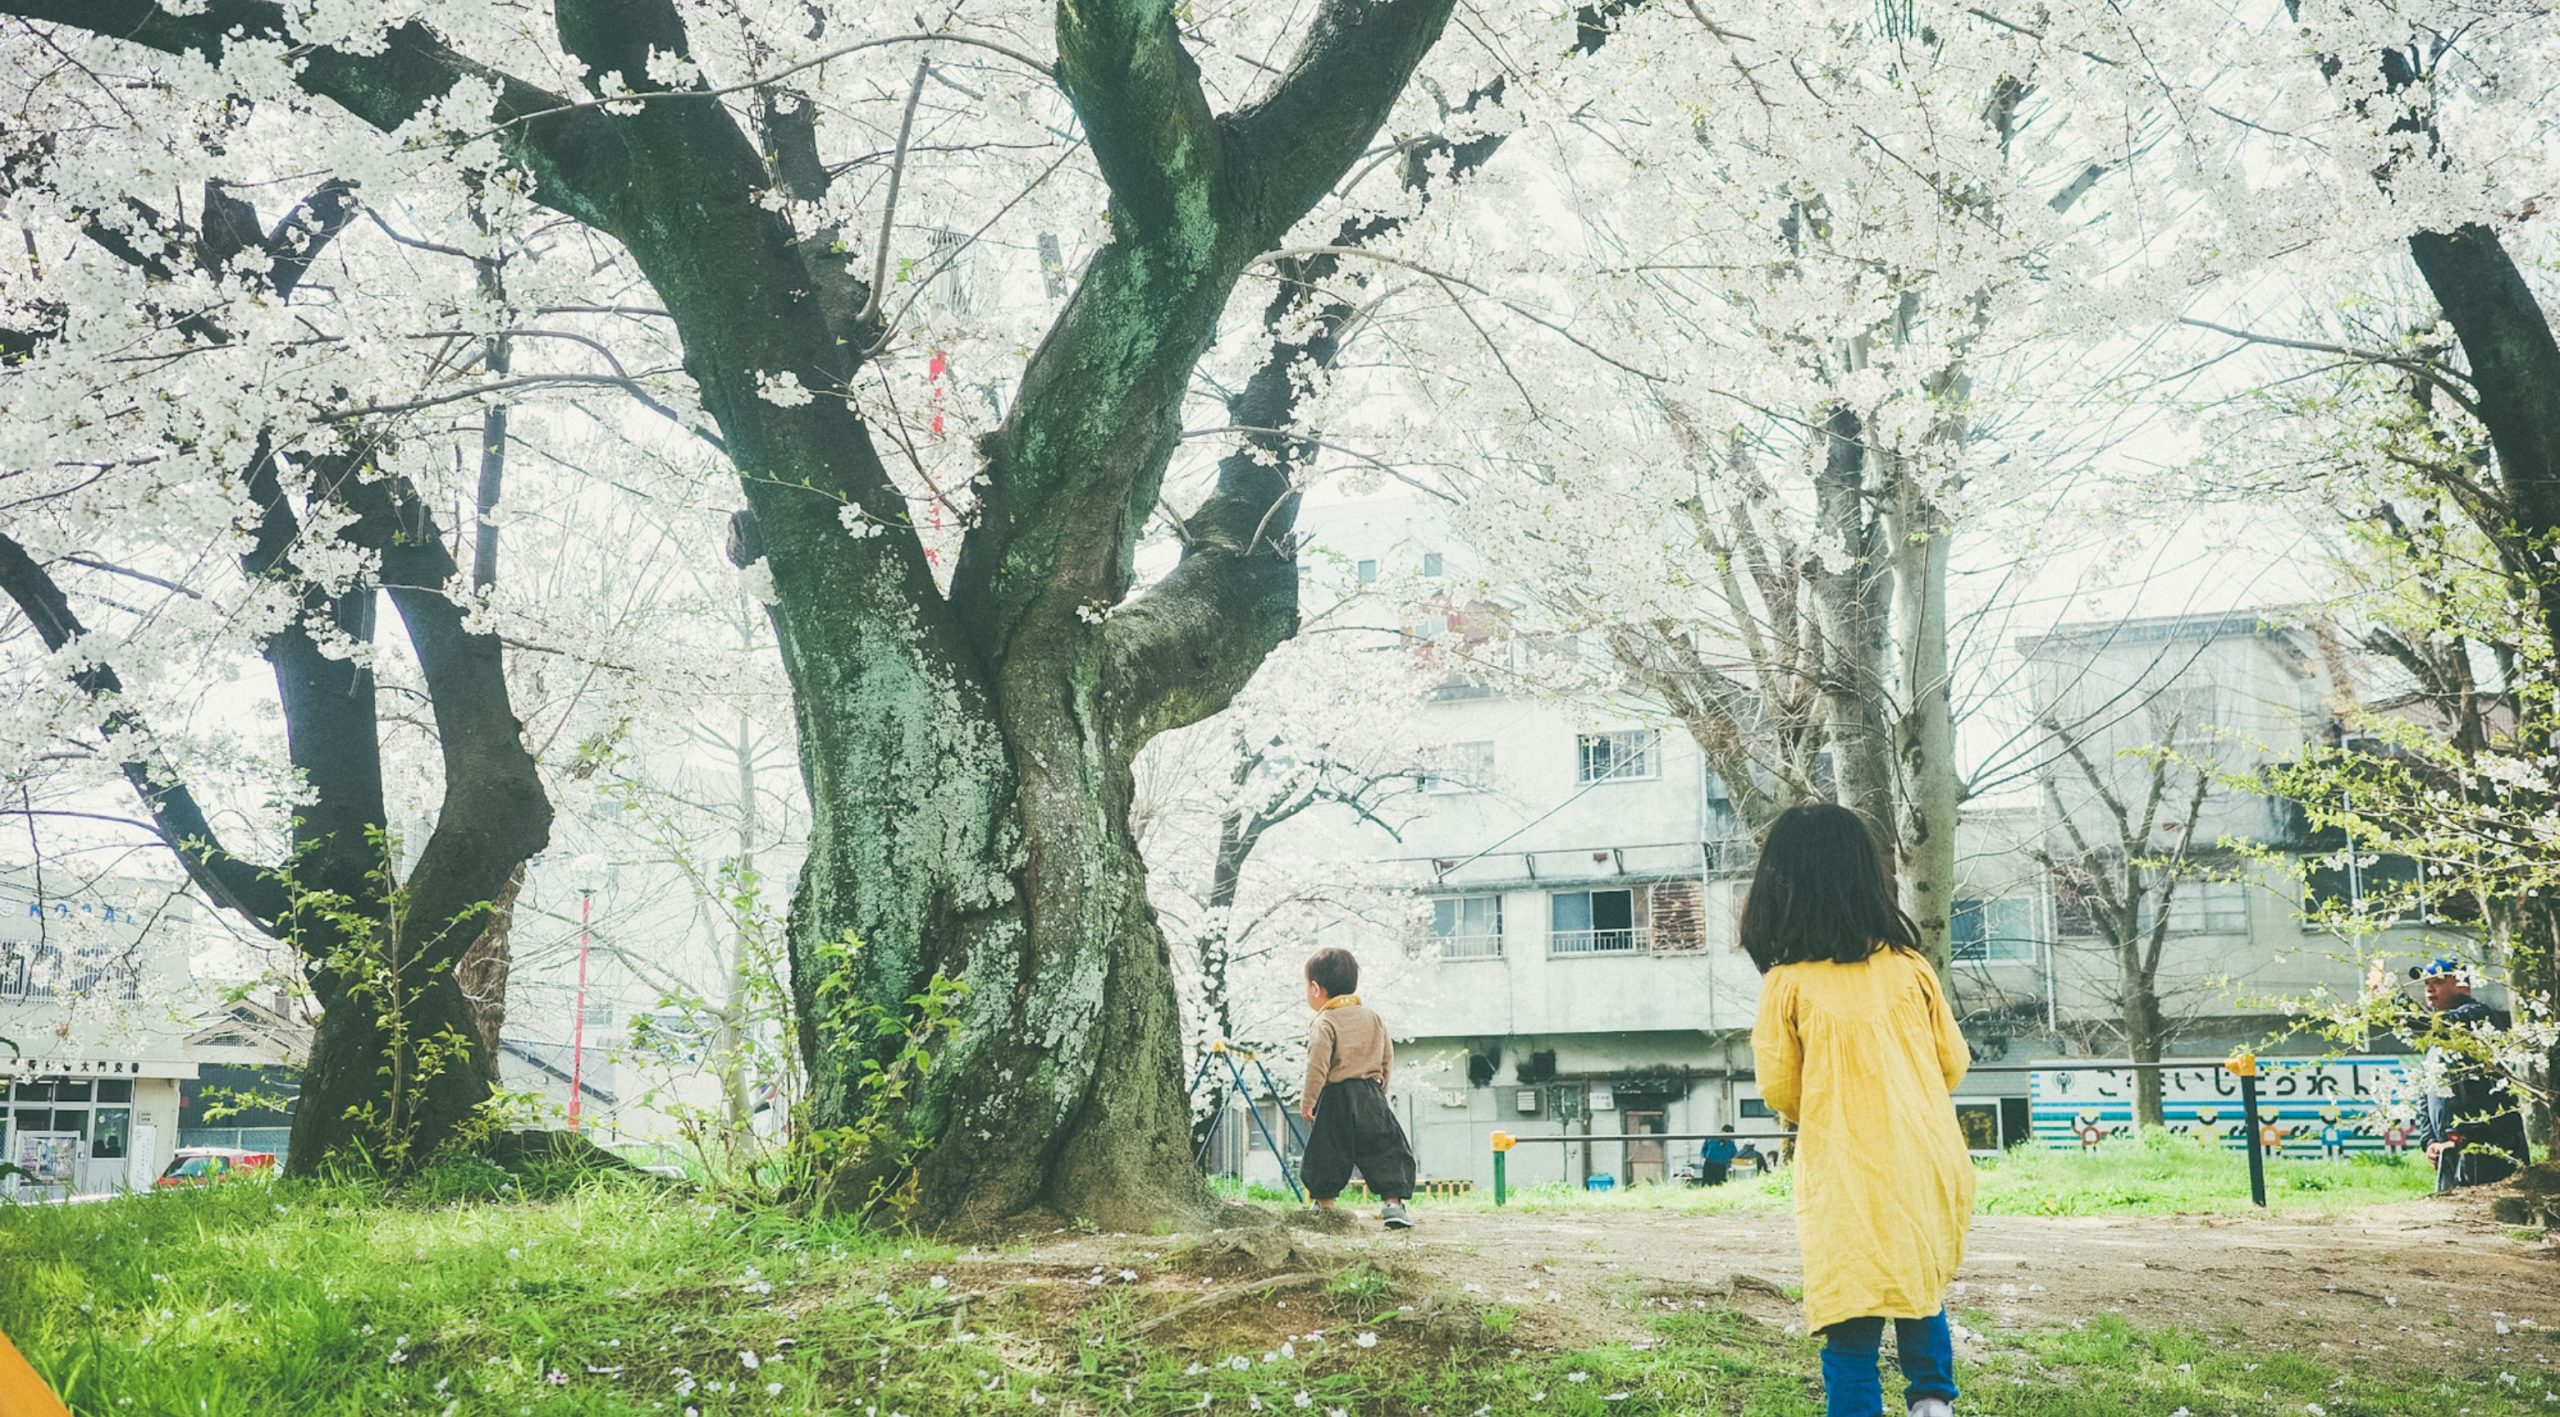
[1129,1272,1327,1338]
[2489,1159,2560,1232]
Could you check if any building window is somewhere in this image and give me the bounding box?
[2140,878,2249,935]
[1951,897,2038,963]
[1577,729,1660,785]
[91,1108,130,1160]
[1422,741,1495,795]
[0,940,140,1001]
[1247,1100,1297,1151]
[1355,558,1379,585]
[1550,886,1649,955]
[1422,551,1444,578]
[1432,895,1504,960]
[2305,850,2429,922]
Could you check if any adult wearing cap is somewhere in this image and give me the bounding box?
[2409,959,2531,1193]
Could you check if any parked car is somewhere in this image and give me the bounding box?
[155,1148,277,1188]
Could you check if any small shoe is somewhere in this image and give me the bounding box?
[1380,1200,1413,1229]
[1908,1400,1953,1417]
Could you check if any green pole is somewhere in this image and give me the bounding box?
[1493,1147,1507,1207]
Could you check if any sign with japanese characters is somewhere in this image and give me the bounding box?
[2029,1058,2416,1158]
[0,1056,188,1079]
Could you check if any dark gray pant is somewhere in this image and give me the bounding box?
[1300,1078,1415,1201]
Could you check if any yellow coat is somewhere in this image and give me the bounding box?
[1750,948,1975,1332]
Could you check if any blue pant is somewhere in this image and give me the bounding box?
[1819,1310,1956,1416]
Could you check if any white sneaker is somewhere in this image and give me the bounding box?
[1908,1400,1954,1417]
[1380,1200,1413,1229]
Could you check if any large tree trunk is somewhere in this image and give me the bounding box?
[293,966,499,1169]
[453,870,522,1088]
[2342,28,2560,1130]
[2124,972,2168,1130]
[5,0,1458,1224]
[1810,405,1902,848]
[782,626,1201,1230]
[0,163,550,1173]
[1892,478,1960,974]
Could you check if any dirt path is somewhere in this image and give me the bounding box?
[984,1195,2560,1379]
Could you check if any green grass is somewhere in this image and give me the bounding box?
[0,1167,2518,1416]
[1973,1132,2437,1216]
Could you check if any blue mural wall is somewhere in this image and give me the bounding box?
[2028,1058,2418,1158]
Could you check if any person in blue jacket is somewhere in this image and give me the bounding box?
[1699,1126,1739,1186]
[2409,959,2531,1193]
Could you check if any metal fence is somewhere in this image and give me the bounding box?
[177,1126,293,1160]
[1436,934,1505,962]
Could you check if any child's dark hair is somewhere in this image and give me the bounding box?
[1737,802,1921,972]
[1305,946,1359,997]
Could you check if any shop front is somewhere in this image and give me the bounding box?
[2,871,210,1200]
[1,1057,188,1200]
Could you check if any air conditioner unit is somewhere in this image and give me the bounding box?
[1514,1088,1544,1117]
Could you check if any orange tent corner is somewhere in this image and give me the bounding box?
[0,1326,71,1417]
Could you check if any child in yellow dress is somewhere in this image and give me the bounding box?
[1745,804,1975,1417]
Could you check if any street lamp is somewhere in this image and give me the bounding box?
[568,853,605,1131]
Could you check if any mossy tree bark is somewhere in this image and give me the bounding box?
[8,0,1463,1227]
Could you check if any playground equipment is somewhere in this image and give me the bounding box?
[1187,1040,1310,1203]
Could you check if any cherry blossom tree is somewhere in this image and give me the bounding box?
[0,166,553,1168]
[1293,3,2169,968]
[0,0,1519,1225]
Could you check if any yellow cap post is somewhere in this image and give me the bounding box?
[1489,1131,1516,1152]
[2224,1050,2258,1078]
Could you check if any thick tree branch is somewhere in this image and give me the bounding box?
[329,466,553,975]
[1100,544,1297,747]
[239,444,392,888]
[1097,6,1639,743]
[952,0,1460,684]
[1217,0,1466,241]
[3,2,631,233]
[1054,0,1228,244]
[0,533,288,926]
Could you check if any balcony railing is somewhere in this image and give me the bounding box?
[1549,927,1650,957]
[1435,933,1505,961]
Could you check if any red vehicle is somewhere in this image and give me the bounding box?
[155,1148,278,1189]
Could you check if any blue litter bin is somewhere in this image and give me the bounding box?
[1585,1173,1616,1192]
